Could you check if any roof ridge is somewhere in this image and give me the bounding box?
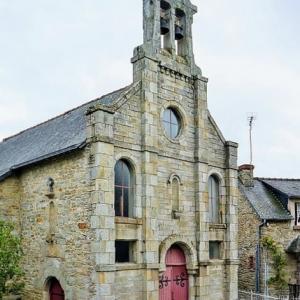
[1,85,131,143]
[257,177,300,181]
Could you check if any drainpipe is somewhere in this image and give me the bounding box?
[256,219,267,293]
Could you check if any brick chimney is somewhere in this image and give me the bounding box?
[238,164,254,187]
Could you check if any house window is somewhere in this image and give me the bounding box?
[163,108,181,139]
[209,241,221,260]
[114,160,133,217]
[115,241,135,263]
[295,203,300,225]
[208,175,220,223]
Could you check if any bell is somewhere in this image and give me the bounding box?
[161,18,169,35]
[161,0,171,10]
[175,24,184,40]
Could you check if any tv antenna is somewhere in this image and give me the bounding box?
[247,113,256,165]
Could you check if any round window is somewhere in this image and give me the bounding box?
[163,108,181,139]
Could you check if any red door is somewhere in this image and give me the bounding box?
[49,278,65,300]
[159,245,189,300]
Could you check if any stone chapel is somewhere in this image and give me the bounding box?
[0,0,239,299]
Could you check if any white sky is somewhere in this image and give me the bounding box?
[0,0,299,178]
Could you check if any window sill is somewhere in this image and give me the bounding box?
[208,259,224,266]
[115,263,141,271]
[209,223,227,230]
[115,217,142,225]
[293,225,300,230]
[95,263,143,272]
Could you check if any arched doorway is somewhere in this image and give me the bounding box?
[49,278,65,300]
[159,245,189,300]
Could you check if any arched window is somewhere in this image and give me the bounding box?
[208,175,220,223]
[172,177,180,212]
[114,160,133,217]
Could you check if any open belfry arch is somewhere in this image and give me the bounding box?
[0,0,239,299]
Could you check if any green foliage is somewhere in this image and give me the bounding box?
[0,220,24,297]
[261,236,288,291]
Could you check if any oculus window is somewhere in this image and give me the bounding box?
[163,108,181,139]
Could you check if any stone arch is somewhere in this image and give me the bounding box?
[36,261,68,300]
[159,234,198,272]
[207,169,225,188]
[114,153,141,186]
[114,153,139,176]
[167,173,183,185]
[43,276,65,300]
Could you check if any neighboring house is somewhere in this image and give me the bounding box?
[0,1,240,300]
[238,164,300,297]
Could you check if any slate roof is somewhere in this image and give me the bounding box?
[260,178,300,198]
[239,179,292,221]
[0,85,131,181]
[286,236,300,254]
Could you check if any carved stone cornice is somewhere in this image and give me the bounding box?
[159,64,193,84]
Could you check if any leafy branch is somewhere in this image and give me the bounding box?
[0,220,24,297]
[261,236,288,291]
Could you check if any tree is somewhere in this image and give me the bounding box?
[0,220,24,297]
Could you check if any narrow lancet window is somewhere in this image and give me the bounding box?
[208,175,220,223]
[172,177,180,212]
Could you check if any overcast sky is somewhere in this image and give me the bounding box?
[0,0,299,178]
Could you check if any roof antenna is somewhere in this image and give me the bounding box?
[247,113,256,165]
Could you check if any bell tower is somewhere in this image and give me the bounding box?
[132,0,200,77]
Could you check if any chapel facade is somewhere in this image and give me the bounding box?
[0,1,239,299]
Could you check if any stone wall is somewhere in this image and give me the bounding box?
[0,177,21,230]
[0,150,94,300]
[238,187,260,291]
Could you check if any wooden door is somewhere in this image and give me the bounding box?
[49,278,65,300]
[159,245,189,300]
